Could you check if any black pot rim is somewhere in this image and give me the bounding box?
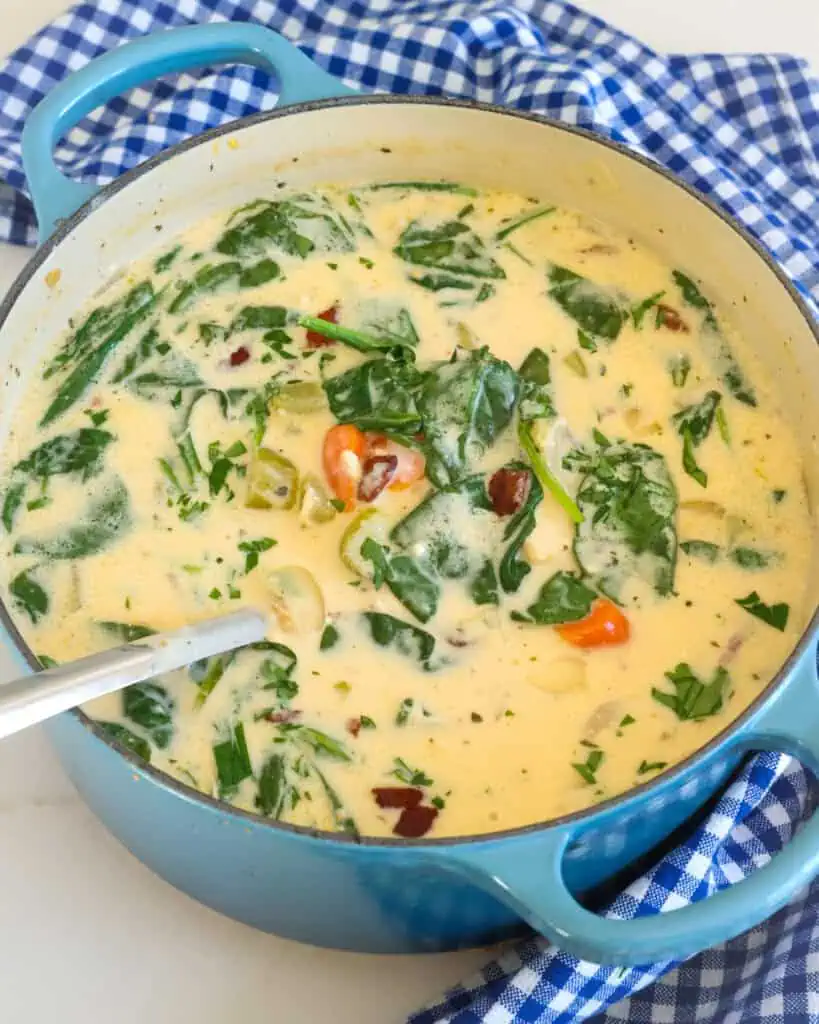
[2,92,817,851]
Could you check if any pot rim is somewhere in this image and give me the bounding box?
[2,92,817,850]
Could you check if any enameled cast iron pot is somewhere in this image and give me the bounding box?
[3,22,819,964]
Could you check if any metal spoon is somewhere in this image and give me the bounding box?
[0,608,268,740]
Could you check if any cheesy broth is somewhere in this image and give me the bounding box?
[0,184,812,839]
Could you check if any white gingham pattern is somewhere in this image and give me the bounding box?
[0,3,818,1021]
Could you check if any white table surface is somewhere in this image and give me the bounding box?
[0,3,817,1021]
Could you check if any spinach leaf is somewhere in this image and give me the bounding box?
[123,682,174,749]
[672,271,756,406]
[367,181,478,195]
[256,753,287,817]
[730,547,775,569]
[15,427,114,481]
[669,354,691,388]
[355,301,420,349]
[631,290,666,329]
[391,475,494,580]
[232,305,288,332]
[229,306,296,361]
[10,569,49,624]
[394,218,505,300]
[154,245,182,274]
[681,430,707,488]
[14,477,131,560]
[419,347,519,487]
[168,261,241,315]
[390,465,542,600]
[192,653,235,707]
[126,364,203,401]
[239,258,281,288]
[652,662,730,720]
[736,591,789,631]
[672,391,721,446]
[216,195,355,260]
[673,391,721,489]
[41,284,159,425]
[110,327,162,384]
[259,642,299,701]
[362,611,437,667]
[511,571,596,624]
[97,721,151,761]
[97,620,157,642]
[323,358,423,436]
[572,438,678,599]
[517,348,555,422]
[2,483,25,533]
[680,539,720,562]
[213,722,253,798]
[320,623,340,650]
[495,206,555,241]
[44,281,155,381]
[394,219,505,280]
[498,465,544,594]
[295,726,351,762]
[3,427,115,532]
[359,538,440,623]
[547,265,626,342]
[671,271,718,330]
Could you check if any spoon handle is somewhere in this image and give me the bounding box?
[0,609,268,740]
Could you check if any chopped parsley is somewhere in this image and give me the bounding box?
[652,662,730,720]
[572,748,604,785]
[736,591,789,631]
[238,536,276,574]
[391,757,432,787]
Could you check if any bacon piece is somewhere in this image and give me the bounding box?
[372,786,424,810]
[306,305,339,347]
[488,468,531,517]
[229,345,250,366]
[655,304,689,333]
[263,709,302,724]
[719,632,746,667]
[357,455,398,502]
[393,804,439,838]
[346,718,363,738]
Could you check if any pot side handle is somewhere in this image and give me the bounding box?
[441,638,819,966]
[21,22,356,241]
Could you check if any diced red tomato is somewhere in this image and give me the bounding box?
[372,787,424,810]
[358,455,398,502]
[488,468,531,516]
[229,345,250,366]
[655,304,689,333]
[556,599,630,648]
[393,805,438,838]
[306,305,339,347]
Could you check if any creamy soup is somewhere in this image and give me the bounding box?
[0,183,812,839]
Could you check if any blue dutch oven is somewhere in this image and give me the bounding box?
[1,21,818,963]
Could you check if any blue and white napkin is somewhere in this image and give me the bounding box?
[0,2,818,1021]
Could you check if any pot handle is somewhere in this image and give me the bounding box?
[443,639,819,966]
[21,22,356,240]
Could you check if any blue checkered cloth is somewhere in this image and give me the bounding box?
[1,2,818,1021]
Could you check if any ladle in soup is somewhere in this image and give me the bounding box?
[0,608,267,740]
